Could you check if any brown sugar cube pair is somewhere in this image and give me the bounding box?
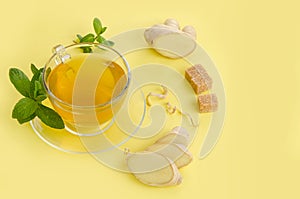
[198,94,218,113]
[185,64,213,94]
[185,64,218,113]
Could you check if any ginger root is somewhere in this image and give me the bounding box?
[164,18,180,29]
[144,18,197,58]
[155,126,190,147]
[125,126,193,187]
[146,143,193,169]
[126,152,182,187]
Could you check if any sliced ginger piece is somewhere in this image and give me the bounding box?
[155,126,190,147]
[126,152,182,187]
[155,133,189,147]
[146,143,193,169]
[171,126,190,138]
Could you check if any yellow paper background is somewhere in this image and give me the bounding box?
[0,0,299,198]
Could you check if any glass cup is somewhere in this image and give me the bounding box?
[42,43,130,136]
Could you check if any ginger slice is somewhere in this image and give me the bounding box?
[126,152,182,187]
[172,126,190,138]
[146,143,193,169]
[155,133,189,147]
[155,126,190,147]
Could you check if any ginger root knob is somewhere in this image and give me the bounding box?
[182,25,197,40]
[164,18,180,29]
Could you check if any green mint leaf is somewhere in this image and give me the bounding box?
[12,98,38,124]
[29,68,46,101]
[35,94,47,102]
[33,80,42,98]
[17,112,36,124]
[36,104,64,129]
[44,68,51,82]
[38,72,47,94]
[96,35,105,43]
[100,27,107,34]
[80,33,95,43]
[80,46,93,53]
[102,40,114,46]
[30,64,39,75]
[30,70,42,98]
[9,68,31,97]
[76,34,83,40]
[93,18,102,35]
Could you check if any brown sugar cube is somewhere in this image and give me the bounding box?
[190,77,204,94]
[194,64,207,74]
[198,94,218,113]
[191,75,213,94]
[185,64,213,94]
[185,67,198,82]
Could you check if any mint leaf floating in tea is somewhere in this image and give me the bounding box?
[74,17,114,53]
[9,66,64,129]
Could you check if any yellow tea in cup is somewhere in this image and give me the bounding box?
[44,44,129,136]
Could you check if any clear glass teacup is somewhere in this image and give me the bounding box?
[43,43,130,136]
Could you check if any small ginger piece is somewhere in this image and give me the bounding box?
[155,126,190,147]
[155,133,189,147]
[146,85,168,106]
[182,25,197,40]
[146,143,193,169]
[126,152,182,187]
[198,94,218,113]
[164,18,180,29]
[185,64,213,94]
[171,126,189,138]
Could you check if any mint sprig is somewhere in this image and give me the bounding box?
[74,18,114,53]
[9,65,64,129]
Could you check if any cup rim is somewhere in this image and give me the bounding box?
[42,42,131,109]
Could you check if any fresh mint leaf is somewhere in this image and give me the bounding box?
[93,18,102,35]
[100,27,107,34]
[17,112,36,124]
[35,94,47,102]
[33,80,42,98]
[80,33,95,43]
[9,68,31,97]
[30,64,39,75]
[29,67,47,101]
[36,104,64,129]
[96,35,105,43]
[75,18,114,53]
[12,97,38,124]
[76,34,83,40]
[80,47,93,53]
[38,73,47,94]
[10,65,64,128]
